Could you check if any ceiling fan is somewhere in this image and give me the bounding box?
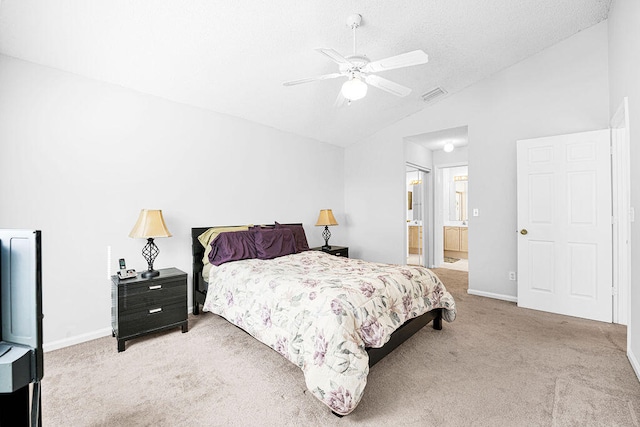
[283,14,429,105]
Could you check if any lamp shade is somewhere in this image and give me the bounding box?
[129,209,172,238]
[341,77,368,101]
[315,209,338,227]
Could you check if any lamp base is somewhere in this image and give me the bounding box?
[141,269,160,278]
[321,226,332,251]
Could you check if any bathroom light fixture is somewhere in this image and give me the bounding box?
[443,142,454,153]
[341,76,368,101]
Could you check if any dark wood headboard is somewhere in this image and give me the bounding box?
[191,224,303,315]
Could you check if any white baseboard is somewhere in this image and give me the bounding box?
[467,288,518,303]
[43,327,112,352]
[629,347,640,382]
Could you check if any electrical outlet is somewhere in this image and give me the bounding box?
[473,208,479,217]
[508,271,517,281]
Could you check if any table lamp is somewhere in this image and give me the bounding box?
[315,209,338,250]
[129,209,172,278]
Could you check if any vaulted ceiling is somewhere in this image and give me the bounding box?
[0,0,611,147]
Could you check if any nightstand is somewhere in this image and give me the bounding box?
[310,245,349,258]
[111,267,188,352]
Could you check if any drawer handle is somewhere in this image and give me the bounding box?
[149,308,162,314]
[149,285,162,290]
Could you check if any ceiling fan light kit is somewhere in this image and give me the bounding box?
[283,13,429,104]
[341,76,368,100]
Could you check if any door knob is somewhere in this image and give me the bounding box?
[520,229,528,235]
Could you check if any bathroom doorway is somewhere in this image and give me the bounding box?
[436,165,468,271]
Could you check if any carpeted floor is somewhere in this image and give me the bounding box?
[42,268,640,426]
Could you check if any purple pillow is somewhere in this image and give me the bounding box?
[252,227,297,260]
[209,231,257,266]
[275,222,310,253]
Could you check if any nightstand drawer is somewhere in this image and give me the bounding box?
[118,301,186,337]
[120,281,185,311]
[330,248,348,257]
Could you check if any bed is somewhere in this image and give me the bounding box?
[191,224,456,415]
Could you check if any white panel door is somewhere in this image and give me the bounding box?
[516,130,612,322]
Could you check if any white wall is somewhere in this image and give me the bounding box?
[0,55,345,350]
[608,0,640,379]
[342,134,399,263]
[345,21,610,299]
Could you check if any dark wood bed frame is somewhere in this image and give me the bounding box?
[191,226,443,369]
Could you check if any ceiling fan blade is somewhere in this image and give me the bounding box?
[315,48,353,66]
[365,74,412,97]
[362,50,429,73]
[283,72,343,86]
[333,92,347,108]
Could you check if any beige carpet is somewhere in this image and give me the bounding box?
[42,269,640,426]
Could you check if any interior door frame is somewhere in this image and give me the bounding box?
[611,97,631,326]
[516,118,629,324]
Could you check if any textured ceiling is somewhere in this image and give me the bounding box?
[0,0,611,147]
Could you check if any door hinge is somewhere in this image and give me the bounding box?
[612,286,618,296]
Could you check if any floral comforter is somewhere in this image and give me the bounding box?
[203,251,456,415]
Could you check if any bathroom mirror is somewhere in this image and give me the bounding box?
[448,175,468,222]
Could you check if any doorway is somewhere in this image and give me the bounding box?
[404,125,469,269]
[435,164,469,272]
[406,166,429,266]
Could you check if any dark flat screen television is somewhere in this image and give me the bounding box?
[0,229,43,391]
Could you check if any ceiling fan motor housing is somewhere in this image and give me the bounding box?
[339,54,370,73]
[346,14,362,28]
